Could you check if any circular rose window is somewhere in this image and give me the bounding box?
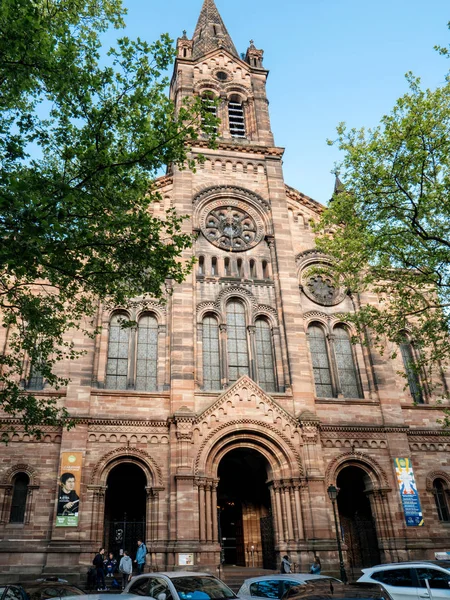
[201,204,264,251]
[301,267,347,306]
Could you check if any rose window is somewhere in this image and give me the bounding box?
[301,268,347,306]
[204,206,259,251]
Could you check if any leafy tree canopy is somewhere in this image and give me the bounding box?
[0,0,217,436]
[316,61,450,408]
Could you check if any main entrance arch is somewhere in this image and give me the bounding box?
[217,448,275,568]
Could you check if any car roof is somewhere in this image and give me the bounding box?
[133,572,220,579]
[364,561,450,570]
[243,575,337,583]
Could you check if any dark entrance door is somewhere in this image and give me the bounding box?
[260,512,277,570]
[104,463,147,559]
[217,448,274,568]
[337,466,381,578]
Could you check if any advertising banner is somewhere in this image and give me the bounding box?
[394,457,423,527]
[55,452,82,527]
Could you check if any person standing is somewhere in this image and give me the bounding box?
[93,548,106,591]
[310,556,321,574]
[134,539,147,575]
[119,550,133,589]
[280,555,292,574]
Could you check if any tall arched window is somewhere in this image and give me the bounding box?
[28,363,44,390]
[106,313,130,390]
[255,319,276,392]
[136,315,158,392]
[202,93,217,135]
[9,473,29,523]
[433,479,450,522]
[334,325,363,398]
[307,323,333,398]
[228,96,246,138]
[203,316,221,390]
[400,337,424,403]
[227,301,249,384]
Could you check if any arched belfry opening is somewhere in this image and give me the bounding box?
[104,463,147,557]
[336,466,381,574]
[217,448,275,569]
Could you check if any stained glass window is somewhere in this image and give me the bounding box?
[334,326,363,398]
[136,315,158,392]
[9,473,29,523]
[307,324,333,398]
[227,301,249,384]
[28,362,44,390]
[106,314,130,390]
[400,339,424,403]
[433,479,450,522]
[255,319,276,392]
[203,316,221,390]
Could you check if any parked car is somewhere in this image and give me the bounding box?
[357,561,450,600]
[64,572,238,600]
[282,580,392,600]
[237,574,342,600]
[0,578,85,600]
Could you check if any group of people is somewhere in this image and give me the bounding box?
[281,555,322,575]
[92,539,147,591]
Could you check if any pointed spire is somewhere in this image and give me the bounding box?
[334,174,345,195]
[192,0,239,60]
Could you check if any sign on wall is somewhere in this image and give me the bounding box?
[394,457,423,527]
[55,452,83,527]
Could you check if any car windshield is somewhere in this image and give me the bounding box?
[170,577,236,600]
[22,585,85,599]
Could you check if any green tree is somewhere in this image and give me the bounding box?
[316,71,450,410]
[0,0,217,436]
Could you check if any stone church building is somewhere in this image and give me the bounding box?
[1,0,450,581]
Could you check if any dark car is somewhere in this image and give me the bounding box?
[282,581,393,600]
[0,579,85,600]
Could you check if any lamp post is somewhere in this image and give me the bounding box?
[327,485,348,583]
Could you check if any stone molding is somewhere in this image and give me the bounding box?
[325,450,391,490]
[285,185,324,214]
[90,446,163,488]
[2,463,39,486]
[425,470,450,491]
[193,184,271,213]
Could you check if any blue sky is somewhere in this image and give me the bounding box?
[108,0,449,205]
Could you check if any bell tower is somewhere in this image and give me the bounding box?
[171,0,275,147]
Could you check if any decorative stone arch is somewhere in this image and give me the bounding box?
[195,420,303,480]
[303,311,330,329]
[325,451,391,491]
[2,463,39,486]
[194,80,221,96]
[196,302,221,324]
[90,447,163,489]
[426,470,450,492]
[216,286,256,320]
[0,463,39,525]
[254,305,278,328]
[224,85,251,102]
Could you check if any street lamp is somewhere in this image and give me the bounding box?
[327,485,348,583]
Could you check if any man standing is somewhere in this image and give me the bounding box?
[119,550,133,589]
[93,548,106,591]
[134,539,147,575]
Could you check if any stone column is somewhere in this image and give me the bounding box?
[212,481,219,542]
[219,324,229,388]
[197,481,206,542]
[269,484,280,544]
[248,325,257,382]
[293,481,305,540]
[205,481,213,542]
[88,485,107,546]
[25,485,39,525]
[127,326,137,389]
[283,485,294,542]
[0,485,12,524]
[274,483,285,544]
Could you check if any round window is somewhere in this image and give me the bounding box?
[216,71,228,81]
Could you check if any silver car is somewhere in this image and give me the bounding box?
[237,574,342,600]
[65,572,238,600]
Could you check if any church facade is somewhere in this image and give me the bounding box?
[1,0,450,581]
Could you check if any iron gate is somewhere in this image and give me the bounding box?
[260,513,276,570]
[105,519,146,559]
[341,513,380,578]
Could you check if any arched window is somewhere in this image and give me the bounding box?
[307,323,333,398]
[203,316,221,390]
[9,473,29,523]
[106,313,130,390]
[250,259,257,279]
[227,301,249,384]
[202,93,217,135]
[27,362,44,391]
[237,258,243,277]
[333,326,363,398]
[255,319,276,392]
[228,96,246,138]
[224,257,231,276]
[198,256,205,276]
[433,479,450,522]
[262,260,270,279]
[400,337,424,403]
[211,257,218,276]
[136,315,158,392]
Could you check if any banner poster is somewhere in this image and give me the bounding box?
[394,457,424,527]
[55,452,82,527]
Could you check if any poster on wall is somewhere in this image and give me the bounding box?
[394,457,424,527]
[55,452,83,527]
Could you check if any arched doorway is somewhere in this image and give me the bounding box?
[104,463,147,558]
[336,466,381,575]
[217,448,275,569]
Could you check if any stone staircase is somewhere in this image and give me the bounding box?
[219,566,278,592]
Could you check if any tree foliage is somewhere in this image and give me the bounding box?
[316,72,450,408]
[0,0,217,436]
